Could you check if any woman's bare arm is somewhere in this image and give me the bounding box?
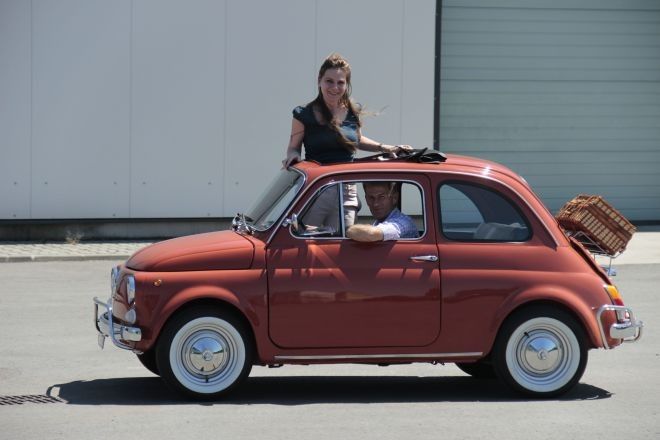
[283,118,305,168]
[358,131,413,155]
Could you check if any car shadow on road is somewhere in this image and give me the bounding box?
[48,375,612,405]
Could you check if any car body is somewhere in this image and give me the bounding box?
[94,152,642,399]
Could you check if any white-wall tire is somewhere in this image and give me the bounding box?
[157,308,252,399]
[493,307,587,397]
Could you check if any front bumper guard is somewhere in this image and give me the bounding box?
[94,297,142,353]
[596,305,643,350]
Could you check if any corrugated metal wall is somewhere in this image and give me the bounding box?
[440,0,660,221]
[0,0,435,220]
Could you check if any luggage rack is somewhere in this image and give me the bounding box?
[355,148,447,164]
[566,230,619,276]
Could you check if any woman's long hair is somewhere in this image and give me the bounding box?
[311,53,362,151]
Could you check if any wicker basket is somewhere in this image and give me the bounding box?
[556,194,636,256]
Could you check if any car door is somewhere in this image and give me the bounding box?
[267,173,441,349]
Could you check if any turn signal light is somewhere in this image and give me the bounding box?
[604,285,624,306]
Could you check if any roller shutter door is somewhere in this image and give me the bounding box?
[439,0,660,221]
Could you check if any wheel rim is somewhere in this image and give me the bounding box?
[169,317,245,394]
[505,317,580,393]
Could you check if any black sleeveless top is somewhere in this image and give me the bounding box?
[292,104,360,164]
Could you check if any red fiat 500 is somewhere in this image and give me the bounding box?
[93,152,642,399]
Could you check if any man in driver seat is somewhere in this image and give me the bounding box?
[347,181,419,242]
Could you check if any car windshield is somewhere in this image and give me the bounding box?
[243,168,305,231]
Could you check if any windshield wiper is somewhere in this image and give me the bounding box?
[232,213,254,235]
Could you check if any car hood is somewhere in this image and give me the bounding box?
[126,230,255,272]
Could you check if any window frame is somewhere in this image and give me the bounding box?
[289,178,428,241]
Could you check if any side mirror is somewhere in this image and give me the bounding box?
[283,213,300,233]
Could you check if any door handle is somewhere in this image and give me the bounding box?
[409,255,438,262]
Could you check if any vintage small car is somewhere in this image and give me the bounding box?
[93,151,642,399]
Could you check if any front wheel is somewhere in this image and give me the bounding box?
[156,307,253,399]
[492,306,588,397]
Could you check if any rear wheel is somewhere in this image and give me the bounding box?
[493,306,588,397]
[156,307,253,399]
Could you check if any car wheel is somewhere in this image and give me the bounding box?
[493,306,587,397]
[156,307,253,399]
[136,350,159,376]
[455,360,496,379]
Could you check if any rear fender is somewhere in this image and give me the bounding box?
[490,286,604,350]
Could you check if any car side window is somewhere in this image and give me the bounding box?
[293,183,343,238]
[354,181,425,240]
[439,182,531,242]
[292,180,425,240]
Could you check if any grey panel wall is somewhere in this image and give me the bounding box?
[440,0,660,221]
[0,0,435,220]
[0,0,31,219]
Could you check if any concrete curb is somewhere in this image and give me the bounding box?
[1,255,132,263]
[0,241,152,263]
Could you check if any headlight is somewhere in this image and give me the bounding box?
[110,266,119,294]
[127,275,136,304]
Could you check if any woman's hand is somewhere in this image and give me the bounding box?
[381,144,413,157]
[282,152,301,168]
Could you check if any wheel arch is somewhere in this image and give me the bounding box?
[165,298,256,348]
[145,287,259,358]
[490,288,603,351]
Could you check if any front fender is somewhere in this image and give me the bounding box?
[137,284,259,352]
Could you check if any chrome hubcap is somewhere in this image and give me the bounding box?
[183,331,230,377]
[189,336,227,374]
[522,334,560,373]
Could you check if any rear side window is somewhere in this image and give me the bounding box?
[439,182,531,242]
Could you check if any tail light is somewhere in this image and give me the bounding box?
[604,285,624,307]
[604,285,630,321]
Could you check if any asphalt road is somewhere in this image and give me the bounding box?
[0,260,657,440]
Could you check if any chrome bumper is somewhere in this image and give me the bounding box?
[596,305,643,350]
[94,297,142,353]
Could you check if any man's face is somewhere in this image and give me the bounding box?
[364,183,398,222]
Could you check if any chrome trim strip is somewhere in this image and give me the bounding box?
[339,181,345,236]
[274,352,483,361]
[596,304,643,350]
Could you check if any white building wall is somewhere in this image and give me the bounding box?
[31,0,132,219]
[0,0,435,220]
